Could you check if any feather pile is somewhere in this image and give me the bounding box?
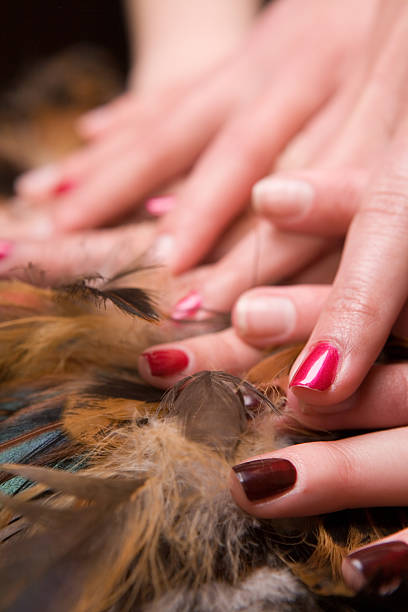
[0,273,407,612]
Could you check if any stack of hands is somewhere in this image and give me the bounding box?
[4,0,408,594]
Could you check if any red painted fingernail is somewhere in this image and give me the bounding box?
[289,342,339,391]
[145,195,175,217]
[172,291,202,320]
[0,241,13,259]
[343,541,408,595]
[232,458,297,502]
[141,349,189,377]
[53,180,75,196]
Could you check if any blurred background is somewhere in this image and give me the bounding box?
[1,1,128,90]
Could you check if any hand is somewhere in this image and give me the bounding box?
[229,352,408,596]
[246,1,408,413]
[14,0,375,266]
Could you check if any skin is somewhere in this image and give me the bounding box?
[6,0,408,590]
[134,2,408,584]
[14,0,375,252]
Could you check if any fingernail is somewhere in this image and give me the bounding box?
[232,458,297,502]
[343,541,408,595]
[235,294,296,341]
[15,164,60,196]
[252,177,314,218]
[172,291,202,320]
[0,241,13,260]
[290,342,339,391]
[149,234,175,264]
[53,180,75,196]
[140,349,189,377]
[145,196,175,217]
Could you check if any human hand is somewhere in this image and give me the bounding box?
[229,346,408,597]
[14,0,375,260]
[246,1,408,414]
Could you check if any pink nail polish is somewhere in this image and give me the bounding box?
[145,195,175,217]
[172,291,202,320]
[0,241,13,260]
[289,342,339,391]
[53,180,75,196]
[141,349,189,377]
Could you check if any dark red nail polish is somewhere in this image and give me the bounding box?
[232,458,297,502]
[343,541,408,595]
[289,342,339,391]
[172,291,202,320]
[54,180,75,196]
[141,349,189,377]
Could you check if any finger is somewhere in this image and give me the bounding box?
[157,53,338,274]
[287,362,408,431]
[276,71,364,171]
[252,168,366,235]
[0,223,157,282]
[15,126,148,204]
[326,8,408,169]
[76,93,139,140]
[287,129,408,407]
[170,220,332,314]
[137,328,263,389]
[232,285,329,348]
[49,72,237,233]
[285,249,341,285]
[15,73,230,211]
[230,427,408,518]
[342,530,408,595]
[139,283,332,389]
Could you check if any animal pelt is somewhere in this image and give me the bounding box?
[0,275,407,612]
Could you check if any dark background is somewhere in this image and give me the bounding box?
[1,1,129,90]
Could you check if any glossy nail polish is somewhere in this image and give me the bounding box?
[141,349,189,377]
[54,180,75,196]
[145,195,175,217]
[172,291,202,320]
[0,241,13,260]
[290,342,339,391]
[232,458,297,502]
[343,541,408,595]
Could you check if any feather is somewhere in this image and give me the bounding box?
[159,371,279,458]
[0,464,145,505]
[57,280,160,322]
[0,276,407,611]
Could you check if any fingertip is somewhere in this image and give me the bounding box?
[252,176,314,220]
[289,342,340,393]
[229,468,251,510]
[15,164,61,201]
[232,291,296,346]
[341,557,366,594]
[137,346,193,388]
[76,105,111,139]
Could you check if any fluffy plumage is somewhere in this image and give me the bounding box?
[0,276,407,612]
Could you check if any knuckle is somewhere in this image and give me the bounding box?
[325,282,380,330]
[363,177,408,228]
[325,442,362,497]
